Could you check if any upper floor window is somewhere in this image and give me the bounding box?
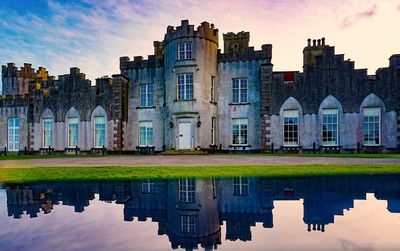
[94,116,106,148]
[232,78,248,103]
[283,110,299,146]
[177,73,193,100]
[322,109,338,146]
[179,178,195,203]
[139,121,153,146]
[140,83,154,107]
[363,107,381,146]
[8,118,20,151]
[68,117,79,148]
[43,118,53,148]
[178,43,193,60]
[232,118,248,145]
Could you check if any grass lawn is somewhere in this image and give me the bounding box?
[1,153,400,161]
[1,164,400,184]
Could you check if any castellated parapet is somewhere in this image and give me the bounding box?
[164,20,219,45]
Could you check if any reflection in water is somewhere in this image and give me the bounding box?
[1,175,400,250]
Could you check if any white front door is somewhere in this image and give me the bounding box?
[178,122,192,150]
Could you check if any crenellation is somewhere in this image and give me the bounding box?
[164,19,218,46]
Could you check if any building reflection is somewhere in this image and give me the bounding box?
[3,175,400,250]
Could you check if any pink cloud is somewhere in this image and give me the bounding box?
[341,4,377,28]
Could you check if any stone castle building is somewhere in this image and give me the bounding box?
[1,20,399,153]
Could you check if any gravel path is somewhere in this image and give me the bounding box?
[1,155,400,168]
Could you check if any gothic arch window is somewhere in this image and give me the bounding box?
[360,93,385,146]
[319,95,343,146]
[65,107,80,148]
[279,97,303,147]
[90,106,107,148]
[41,108,54,148]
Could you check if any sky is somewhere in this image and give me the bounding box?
[0,0,399,84]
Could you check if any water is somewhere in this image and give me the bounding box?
[0,175,400,251]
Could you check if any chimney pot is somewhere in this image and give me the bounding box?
[317,39,321,46]
[321,37,325,46]
[307,39,311,47]
[312,39,316,46]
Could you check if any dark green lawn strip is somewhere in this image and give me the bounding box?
[1,164,400,184]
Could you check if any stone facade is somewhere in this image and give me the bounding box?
[0,20,399,153]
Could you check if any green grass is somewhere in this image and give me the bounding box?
[1,164,400,184]
[1,152,399,161]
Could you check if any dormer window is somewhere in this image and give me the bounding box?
[178,43,193,60]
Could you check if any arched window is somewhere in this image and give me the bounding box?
[41,108,54,148]
[319,96,343,147]
[65,107,80,148]
[91,106,107,148]
[280,97,303,147]
[360,94,385,146]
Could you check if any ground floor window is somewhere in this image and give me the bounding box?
[181,216,196,233]
[232,118,248,145]
[94,116,106,148]
[179,178,195,203]
[43,118,53,147]
[139,121,153,146]
[363,107,381,146]
[8,118,20,151]
[233,177,249,196]
[322,109,338,146]
[211,117,217,145]
[68,117,79,148]
[283,110,299,146]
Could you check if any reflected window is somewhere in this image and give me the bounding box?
[232,118,248,145]
[179,178,195,203]
[322,109,338,146]
[181,216,196,233]
[43,118,53,147]
[283,109,299,146]
[140,83,154,107]
[177,73,193,100]
[363,107,381,146]
[68,117,79,148]
[142,179,155,193]
[139,121,153,146]
[232,78,248,103]
[233,177,249,196]
[94,116,106,148]
[8,118,20,151]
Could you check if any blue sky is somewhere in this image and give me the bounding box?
[1,0,399,85]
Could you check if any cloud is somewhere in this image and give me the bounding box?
[341,4,377,28]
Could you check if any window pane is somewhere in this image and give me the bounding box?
[283,110,299,146]
[43,118,53,147]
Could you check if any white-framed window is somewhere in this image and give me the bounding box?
[8,118,20,151]
[178,42,193,60]
[232,78,248,103]
[179,178,195,203]
[181,215,196,233]
[211,76,216,102]
[142,179,155,193]
[68,117,79,148]
[233,177,249,196]
[177,73,193,100]
[94,116,106,148]
[363,107,381,146]
[43,118,53,148]
[283,109,299,146]
[322,109,338,146]
[140,83,154,107]
[211,117,217,145]
[232,118,248,145]
[139,121,153,146]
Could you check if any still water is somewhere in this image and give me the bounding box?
[0,175,400,251]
